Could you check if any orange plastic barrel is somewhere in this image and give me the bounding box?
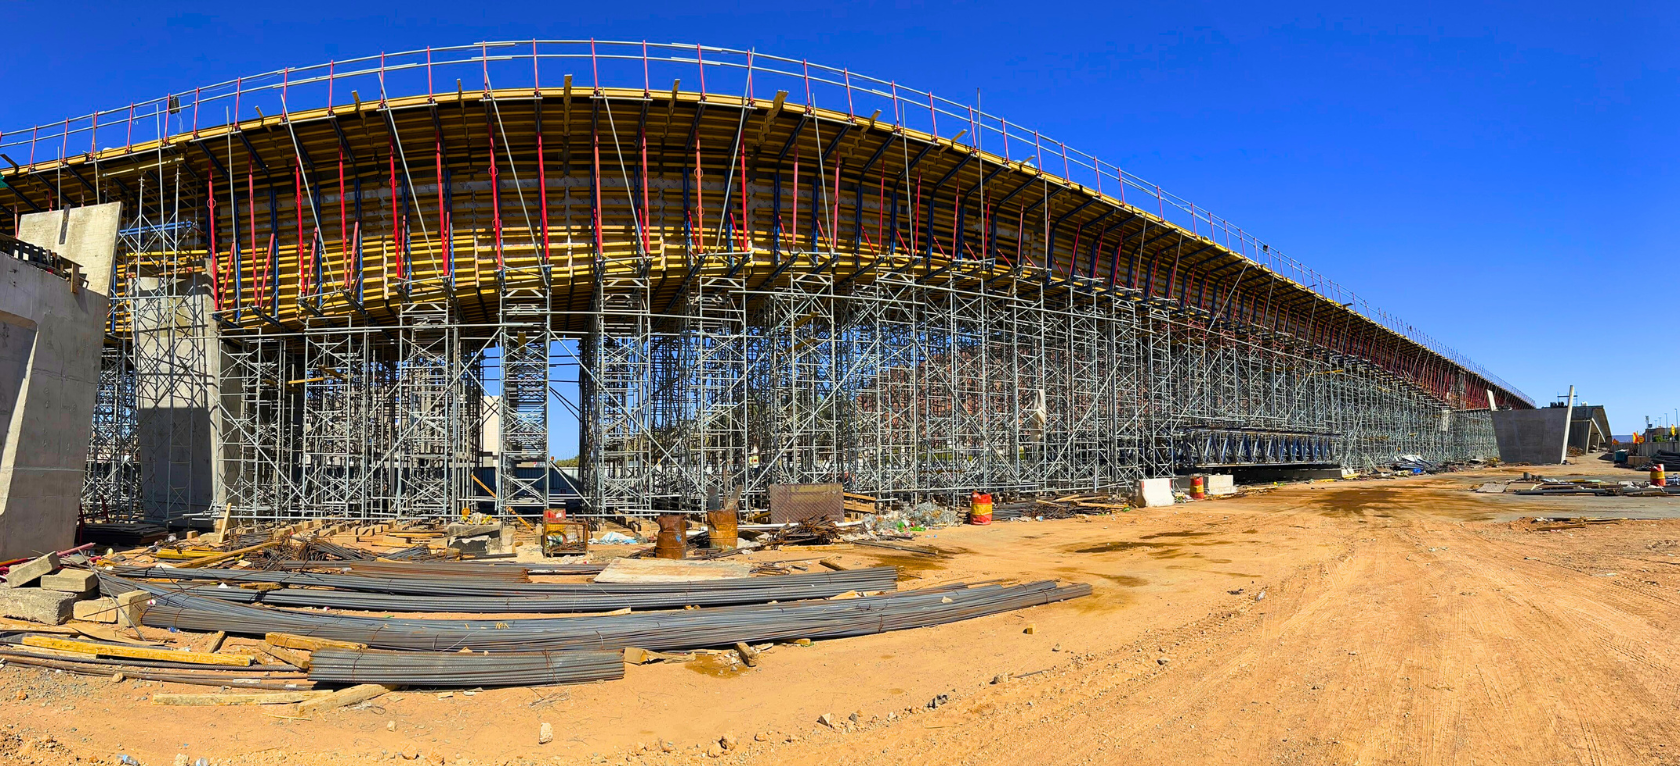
[1191,475,1206,500]
[969,492,993,525]
[1654,464,1668,488]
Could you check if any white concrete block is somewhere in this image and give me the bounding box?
[1137,478,1175,508]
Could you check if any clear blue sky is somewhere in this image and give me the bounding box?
[4,1,1674,437]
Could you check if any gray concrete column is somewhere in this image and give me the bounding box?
[0,203,118,557]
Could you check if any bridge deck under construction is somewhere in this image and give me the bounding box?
[0,41,1528,523]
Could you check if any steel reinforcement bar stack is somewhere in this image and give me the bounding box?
[307,648,625,686]
[104,574,1089,652]
[113,566,901,612]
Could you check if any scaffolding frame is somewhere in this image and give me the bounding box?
[0,43,1528,523]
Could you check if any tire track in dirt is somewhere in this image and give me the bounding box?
[720,513,1680,766]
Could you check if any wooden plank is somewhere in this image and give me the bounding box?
[153,691,332,707]
[0,619,80,635]
[175,540,280,569]
[297,683,394,714]
[72,624,166,647]
[20,635,253,667]
[256,643,311,670]
[266,632,367,652]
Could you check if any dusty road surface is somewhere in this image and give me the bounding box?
[4,465,1680,765]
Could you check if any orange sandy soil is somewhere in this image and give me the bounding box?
[5,462,1680,765]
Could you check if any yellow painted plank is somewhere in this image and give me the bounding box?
[21,636,253,667]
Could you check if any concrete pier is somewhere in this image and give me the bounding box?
[0,203,118,558]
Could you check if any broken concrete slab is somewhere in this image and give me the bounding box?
[72,597,118,623]
[39,569,96,594]
[2,552,59,587]
[444,523,514,557]
[0,586,76,624]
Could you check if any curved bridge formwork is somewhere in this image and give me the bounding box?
[0,42,1528,522]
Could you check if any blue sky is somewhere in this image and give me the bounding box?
[3,1,1674,438]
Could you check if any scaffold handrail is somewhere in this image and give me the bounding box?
[0,39,1529,406]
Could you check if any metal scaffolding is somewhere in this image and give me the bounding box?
[0,41,1526,525]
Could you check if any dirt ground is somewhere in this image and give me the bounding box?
[5,460,1680,766]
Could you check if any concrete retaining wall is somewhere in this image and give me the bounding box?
[1492,409,1569,465]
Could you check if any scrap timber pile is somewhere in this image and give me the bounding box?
[0,514,1089,701]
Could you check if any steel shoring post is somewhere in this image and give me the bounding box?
[945,274,988,494]
[852,274,919,499]
[1035,290,1068,490]
[221,335,297,522]
[302,328,371,518]
[497,310,552,519]
[1012,282,1048,490]
[916,276,955,498]
[585,272,654,515]
[393,300,469,518]
[126,159,214,524]
[642,275,748,511]
[81,346,140,522]
[845,283,878,496]
[1148,308,1178,476]
[746,271,839,493]
[691,277,748,509]
[985,283,1021,493]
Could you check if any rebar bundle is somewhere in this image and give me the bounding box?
[0,648,311,690]
[307,648,624,687]
[105,573,1088,652]
[109,566,898,602]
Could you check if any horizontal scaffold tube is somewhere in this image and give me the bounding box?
[103,574,1090,652]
